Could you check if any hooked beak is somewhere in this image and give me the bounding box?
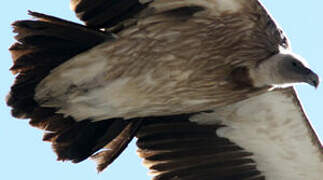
[306,70,320,88]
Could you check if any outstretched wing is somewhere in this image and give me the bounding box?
[136,88,323,180]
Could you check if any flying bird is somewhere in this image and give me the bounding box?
[7,0,323,179]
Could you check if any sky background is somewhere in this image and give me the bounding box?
[1,0,322,179]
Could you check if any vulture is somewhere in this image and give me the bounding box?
[7,0,323,179]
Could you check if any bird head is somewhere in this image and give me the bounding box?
[277,54,319,88]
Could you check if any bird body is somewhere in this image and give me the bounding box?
[7,0,322,179]
[34,1,317,121]
[34,12,265,120]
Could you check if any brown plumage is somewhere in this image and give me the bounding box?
[33,0,287,120]
[7,11,140,168]
[7,0,322,179]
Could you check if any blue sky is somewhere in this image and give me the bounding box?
[1,0,322,179]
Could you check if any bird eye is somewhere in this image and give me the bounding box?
[292,62,297,67]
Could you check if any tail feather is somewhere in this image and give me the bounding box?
[92,119,143,171]
[53,119,123,163]
[7,11,111,118]
[7,11,138,171]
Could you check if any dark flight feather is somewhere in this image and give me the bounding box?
[7,11,140,170]
[71,0,149,28]
[136,115,265,180]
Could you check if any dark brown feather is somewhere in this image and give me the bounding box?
[229,66,254,88]
[7,11,111,118]
[71,0,149,28]
[136,115,265,180]
[92,119,143,171]
[7,11,139,170]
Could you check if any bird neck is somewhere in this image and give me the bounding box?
[249,54,290,88]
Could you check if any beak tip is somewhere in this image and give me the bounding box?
[312,74,319,89]
[307,71,320,89]
[315,82,319,89]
